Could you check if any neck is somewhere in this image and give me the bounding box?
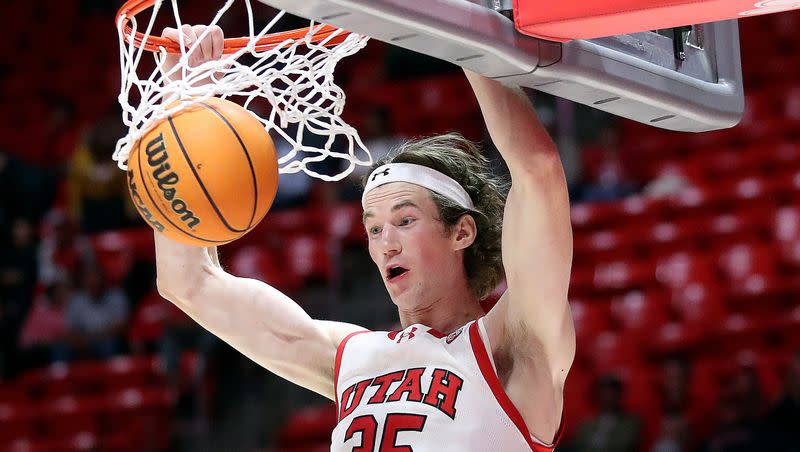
[396,279,483,334]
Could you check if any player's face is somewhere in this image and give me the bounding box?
[363,182,461,306]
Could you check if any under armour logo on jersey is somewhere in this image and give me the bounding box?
[395,326,417,343]
[371,167,390,181]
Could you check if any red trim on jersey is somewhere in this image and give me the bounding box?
[426,328,446,338]
[334,330,370,421]
[468,321,560,452]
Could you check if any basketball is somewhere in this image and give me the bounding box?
[126,98,279,246]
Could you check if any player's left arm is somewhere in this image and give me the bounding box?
[464,71,575,386]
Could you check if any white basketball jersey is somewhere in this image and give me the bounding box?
[330,318,561,452]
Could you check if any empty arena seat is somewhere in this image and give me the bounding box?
[610,290,670,332]
[39,396,99,439]
[98,388,173,451]
[592,259,655,292]
[715,243,785,305]
[669,284,727,327]
[655,252,717,290]
[646,322,704,356]
[570,201,623,231]
[587,330,642,372]
[230,245,302,293]
[643,218,709,256]
[284,235,335,284]
[708,205,775,246]
[276,404,337,447]
[0,402,37,442]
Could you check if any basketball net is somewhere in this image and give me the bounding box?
[115,0,371,181]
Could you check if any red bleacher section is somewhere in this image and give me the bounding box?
[0,355,187,452]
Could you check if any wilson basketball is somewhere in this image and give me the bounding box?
[127,98,279,246]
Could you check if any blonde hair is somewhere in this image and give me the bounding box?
[363,133,508,300]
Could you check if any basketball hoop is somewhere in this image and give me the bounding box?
[114,0,371,181]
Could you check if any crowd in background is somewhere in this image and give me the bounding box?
[1,2,800,451]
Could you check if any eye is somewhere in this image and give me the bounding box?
[368,225,382,236]
[399,217,415,226]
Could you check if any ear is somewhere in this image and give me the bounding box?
[451,214,477,251]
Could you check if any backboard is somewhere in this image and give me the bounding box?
[257,0,744,132]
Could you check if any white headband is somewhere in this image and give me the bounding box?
[362,163,474,210]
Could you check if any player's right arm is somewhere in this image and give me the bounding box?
[154,233,365,399]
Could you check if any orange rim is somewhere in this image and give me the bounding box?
[116,0,351,54]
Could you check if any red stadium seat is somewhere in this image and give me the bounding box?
[39,396,99,439]
[655,252,716,290]
[646,322,704,356]
[587,331,642,372]
[669,284,727,327]
[229,245,303,293]
[592,259,655,292]
[610,290,670,332]
[98,388,174,451]
[284,235,335,284]
[0,402,37,442]
[20,363,80,400]
[715,243,786,308]
[642,218,709,256]
[708,205,776,248]
[90,231,136,287]
[276,404,337,447]
[569,298,612,342]
[571,201,623,232]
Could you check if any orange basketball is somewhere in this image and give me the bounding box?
[127,98,279,246]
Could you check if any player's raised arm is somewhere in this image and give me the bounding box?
[464,70,575,383]
[151,25,366,399]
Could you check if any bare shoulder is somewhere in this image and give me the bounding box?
[317,320,370,347]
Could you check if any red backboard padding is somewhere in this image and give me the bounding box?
[513,0,800,41]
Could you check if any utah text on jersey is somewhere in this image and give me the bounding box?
[330,319,563,452]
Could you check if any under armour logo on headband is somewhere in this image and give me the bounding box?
[362,163,475,210]
[371,167,391,182]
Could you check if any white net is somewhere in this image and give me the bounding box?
[115,0,371,181]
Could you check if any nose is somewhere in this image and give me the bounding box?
[380,224,401,257]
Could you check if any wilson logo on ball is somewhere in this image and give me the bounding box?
[144,133,201,230]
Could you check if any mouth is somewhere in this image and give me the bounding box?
[385,265,410,282]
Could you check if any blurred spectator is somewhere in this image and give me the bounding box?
[43,99,80,166]
[67,113,135,233]
[579,128,637,202]
[643,163,695,199]
[0,218,38,377]
[60,268,129,361]
[17,281,71,368]
[572,374,642,452]
[0,150,57,226]
[656,358,711,446]
[762,351,800,449]
[38,210,95,286]
[0,217,38,306]
[651,412,691,452]
[700,366,767,452]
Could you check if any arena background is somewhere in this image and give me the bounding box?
[0,1,798,451]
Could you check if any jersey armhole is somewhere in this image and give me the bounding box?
[334,330,369,420]
[469,320,564,451]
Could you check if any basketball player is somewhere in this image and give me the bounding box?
[155,25,574,451]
